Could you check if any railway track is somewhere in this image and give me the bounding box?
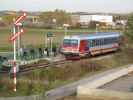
[0,52,115,75]
[0,65,11,74]
[0,59,71,74]
[19,59,70,73]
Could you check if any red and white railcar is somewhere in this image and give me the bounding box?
[60,32,121,58]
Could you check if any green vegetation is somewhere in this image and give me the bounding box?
[39,9,71,27]
[0,78,45,96]
[2,14,17,25]
[124,13,133,42]
[0,46,133,97]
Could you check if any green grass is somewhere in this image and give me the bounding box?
[0,27,122,51]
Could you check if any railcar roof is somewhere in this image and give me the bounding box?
[64,32,120,40]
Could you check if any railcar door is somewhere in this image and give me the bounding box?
[79,40,89,55]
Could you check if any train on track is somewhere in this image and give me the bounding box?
[60,32,121,59]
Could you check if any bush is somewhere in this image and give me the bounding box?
[124,13,133,42]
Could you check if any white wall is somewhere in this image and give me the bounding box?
[91,15,113,23]
[79,14,113,25]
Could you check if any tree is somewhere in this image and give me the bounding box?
[2,14,17,25]
[54,9,71,26]
[124,13,133,42]
[39,9,72,27]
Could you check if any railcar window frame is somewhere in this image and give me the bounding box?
[63,39,78,46]
[88,36,119,48]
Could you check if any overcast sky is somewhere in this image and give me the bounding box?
[0,0,133,13]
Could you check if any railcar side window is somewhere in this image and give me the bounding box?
[102,37,119,45]
[100,39,102,46]
[95,40,98,46]
[89,40,93,47]
[96,39,99,46]
[89,36,119,47]
[93,40,96,47]
[101,39,104,45]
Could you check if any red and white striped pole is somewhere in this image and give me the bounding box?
[10,29,24,42]
[14,12,27,25]
[13,61,17,92]
[10,13,27,92]
[13,18,17,92]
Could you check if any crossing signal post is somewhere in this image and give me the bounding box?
[9,12,27,92]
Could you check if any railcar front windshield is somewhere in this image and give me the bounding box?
[63,39,78,46]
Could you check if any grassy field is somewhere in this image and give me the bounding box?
[0,27,122,51]
[0,46,133,97]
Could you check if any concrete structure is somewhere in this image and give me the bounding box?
[77,64,133,99]
[101,73,133,92]
[78,89,133,100]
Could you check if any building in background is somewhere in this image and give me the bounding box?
[71,14,80,27]
[71,12,128,29]
[0,11,128,29]
[71,12,114,28]
[79,15,92,27]
[91,15,113,24]
[24,15,40,27]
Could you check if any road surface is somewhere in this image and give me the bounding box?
[100,73,133,92]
